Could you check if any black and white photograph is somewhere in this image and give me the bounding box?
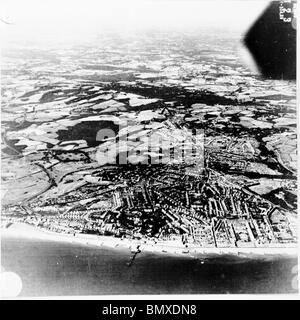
[0,0,298,298]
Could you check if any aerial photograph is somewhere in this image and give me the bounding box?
[0,0,298,297]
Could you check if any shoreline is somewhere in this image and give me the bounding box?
[1,223,298,259]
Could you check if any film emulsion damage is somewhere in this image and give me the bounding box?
[244,0,296,80]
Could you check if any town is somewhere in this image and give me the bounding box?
[2,162,297,250]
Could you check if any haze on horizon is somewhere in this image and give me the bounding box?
[1,0,269,47]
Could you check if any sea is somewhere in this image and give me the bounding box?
[1,234,298,296]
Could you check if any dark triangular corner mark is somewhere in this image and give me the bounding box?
[244,1,296,80]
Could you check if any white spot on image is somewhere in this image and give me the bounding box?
[0,271,23,297]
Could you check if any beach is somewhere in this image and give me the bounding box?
[1,223,298,296]
[1,223,298,259]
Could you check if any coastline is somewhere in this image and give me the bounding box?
[1,223,298,259]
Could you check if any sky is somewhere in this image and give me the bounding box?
[0,0,270,46]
